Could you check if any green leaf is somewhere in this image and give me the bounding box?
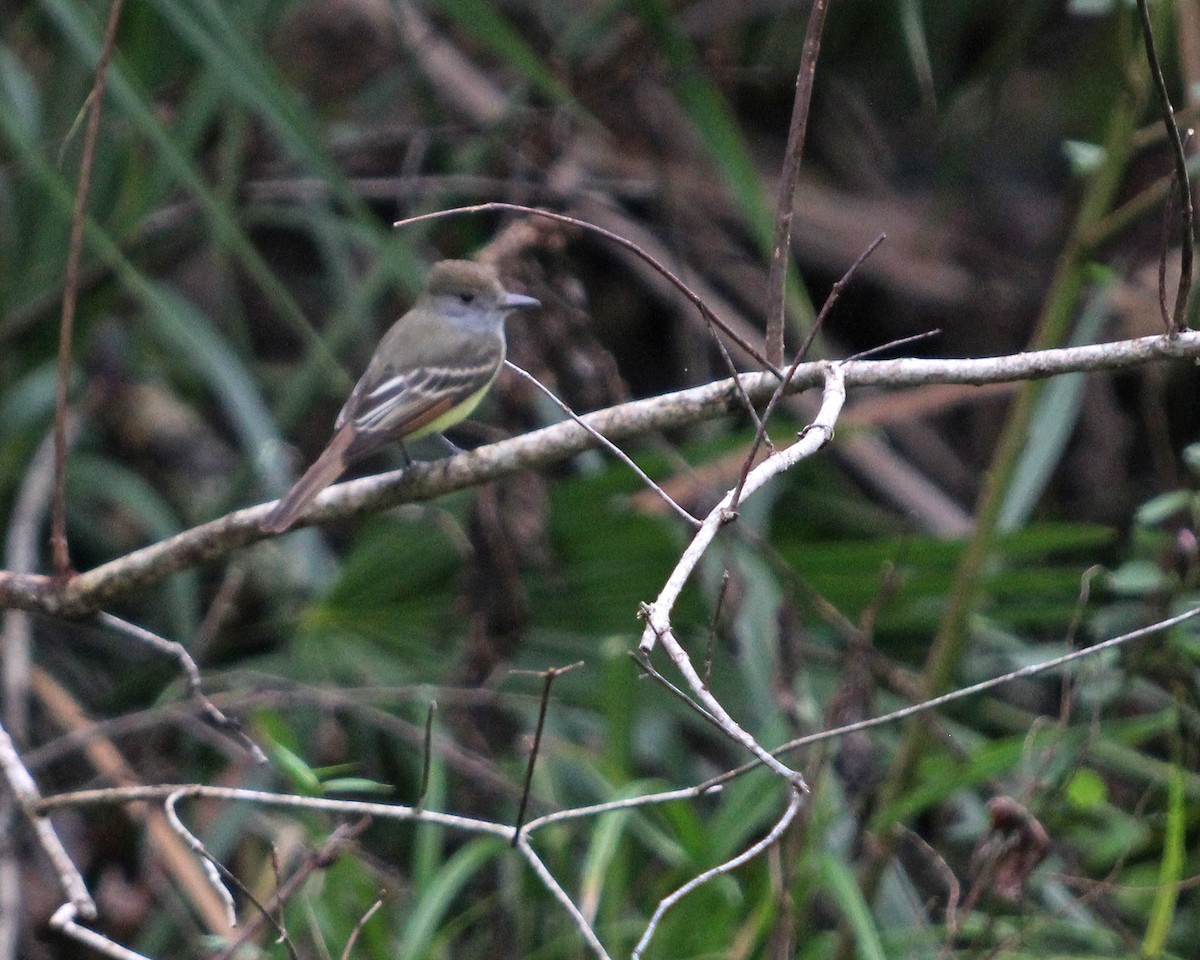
[268,737,322,795]
[1065,768,1107,810]
[998,286,1110,531]
[1135,490,1194,527]
[1183,443,1200,473]
[1105,560,1170,596]
[400,837,508,960]
[1142,761,1185,958]
[322,777,394,795]
[632,0,773,247]
[818,854,886,960]
[0,46,41,143]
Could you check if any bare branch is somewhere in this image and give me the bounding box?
[688,604,1200,795]
[36,783,611,960]
[0,333,1199,616]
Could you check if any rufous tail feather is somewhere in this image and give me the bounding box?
[262,426,356,533]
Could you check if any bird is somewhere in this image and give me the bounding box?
[262,259,540,533]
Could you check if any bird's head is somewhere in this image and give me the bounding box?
[422,260,540,327]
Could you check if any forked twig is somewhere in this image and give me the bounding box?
[50,903,150,960]
[512,662,583,843]
[729,234,884,514]
[638,365,848,788]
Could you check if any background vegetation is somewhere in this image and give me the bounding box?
[1,0,1199,957]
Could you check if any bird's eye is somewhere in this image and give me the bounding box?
[458,292,476,304]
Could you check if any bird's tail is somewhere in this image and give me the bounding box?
[262,426,356,533]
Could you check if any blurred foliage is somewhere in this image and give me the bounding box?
[2,0,1200,958]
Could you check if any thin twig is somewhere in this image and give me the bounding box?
[705,570,732,690]
[165,790,305,960]
[504,361,700,527]
[340,896,384,960]
[51,0,126,578]
[1157,159,1178,332]
[512,662,583,843]
[0,720,94,918]
[1138,0,1194,333]
[5,421,78,742]
[842,328,941,362]
[0,800,17,960]
[765,0,831,367]
[710,318,773,449]
[514,837,613,960]
[630,648,721,728]
[268,848,286,947]
[632,788,803,960]
[2,419,82,956]
[519,781,722,836]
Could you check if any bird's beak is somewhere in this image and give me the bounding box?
[501,292,540,311]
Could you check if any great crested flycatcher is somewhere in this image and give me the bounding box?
[263,259,540,533]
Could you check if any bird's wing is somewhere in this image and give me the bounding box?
[334,329,504,445]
